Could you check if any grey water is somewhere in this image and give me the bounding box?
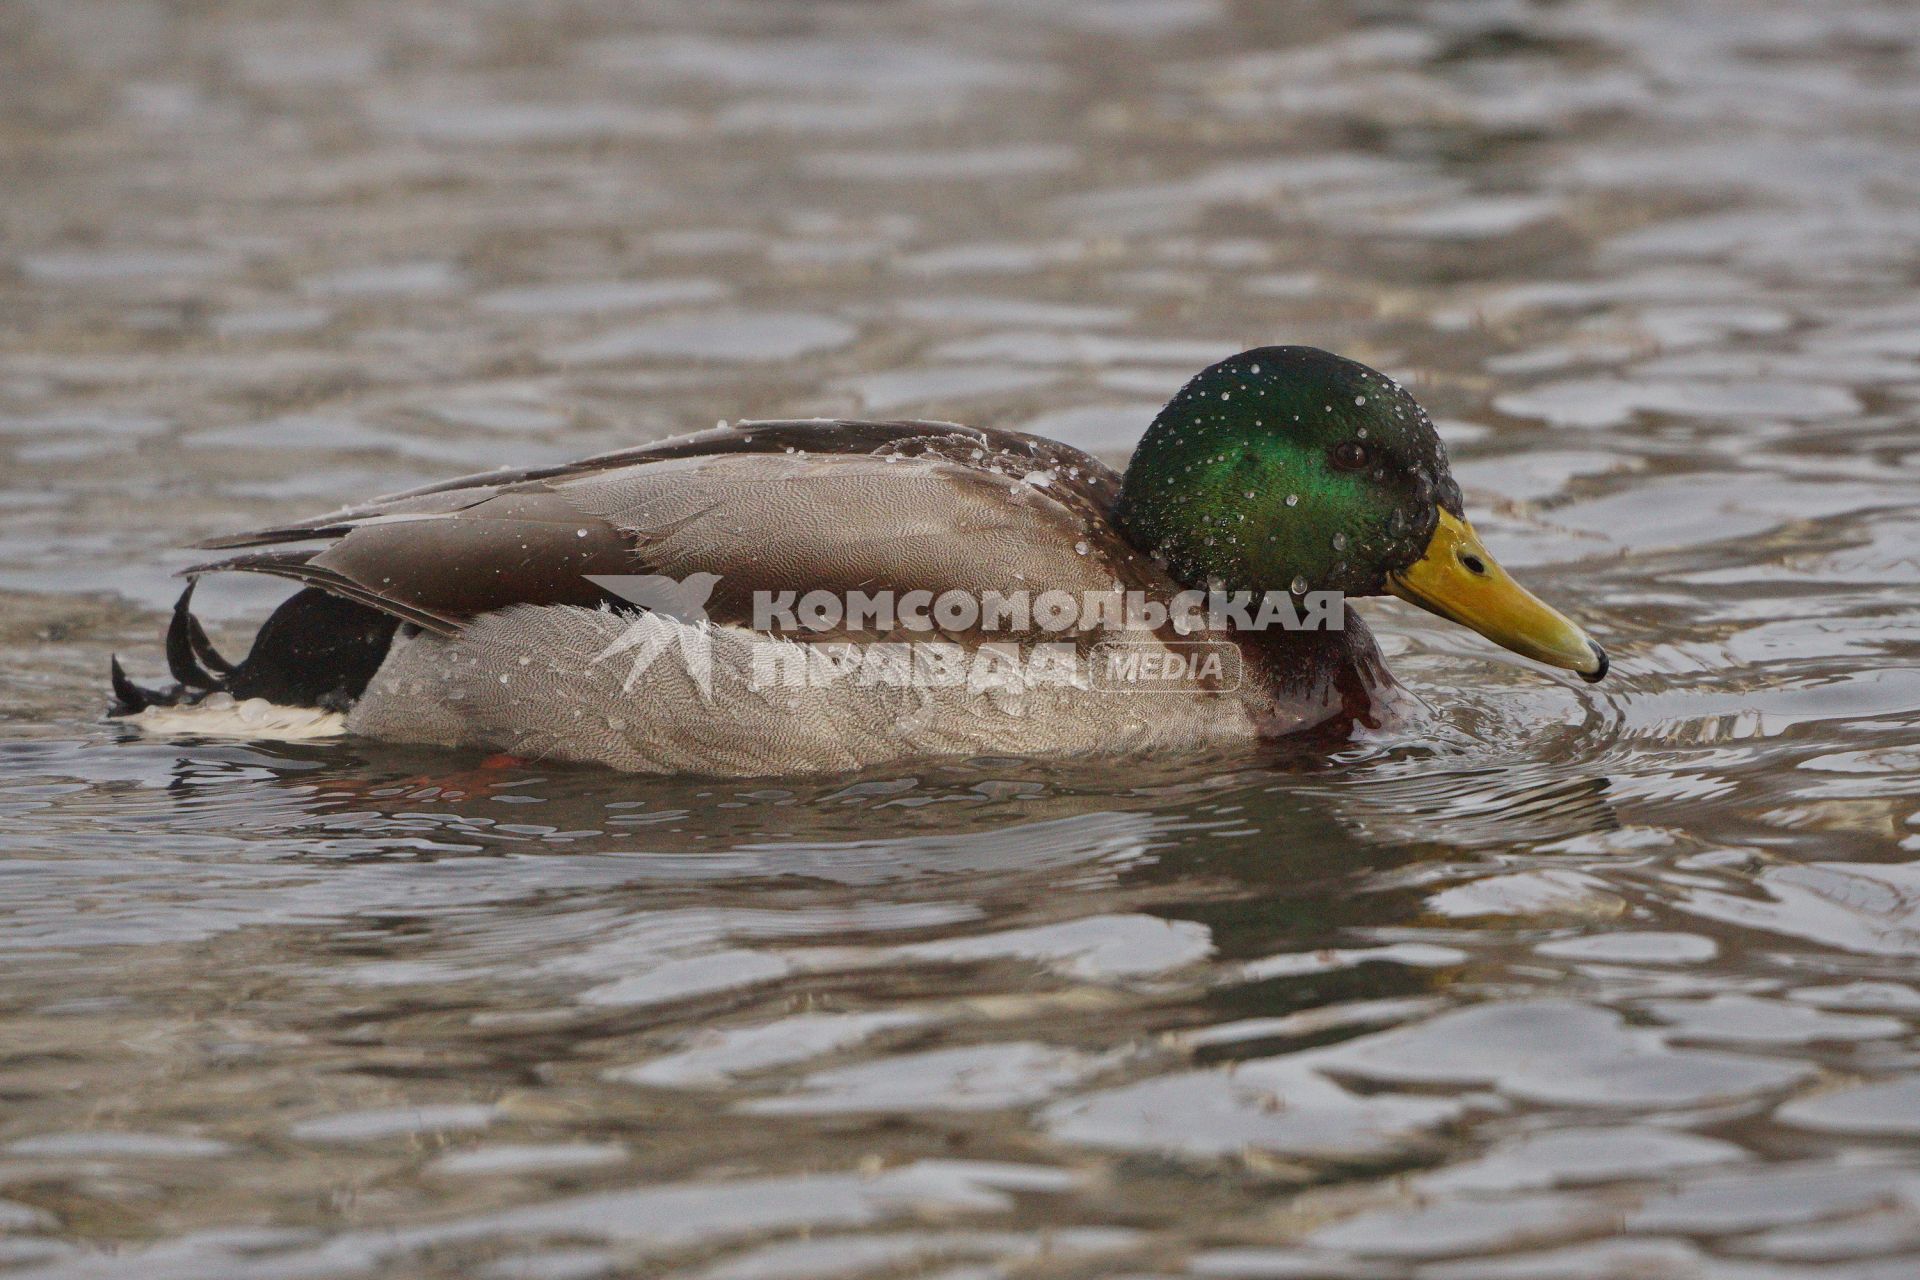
[3,0,1920,1276]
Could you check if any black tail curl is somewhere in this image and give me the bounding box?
[109,653,171,714]
[109,581,220,714]
[109,582,399,717]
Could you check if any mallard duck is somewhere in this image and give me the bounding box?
[111,346,1605,774]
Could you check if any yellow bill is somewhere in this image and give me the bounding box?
[1387,510,1608,682]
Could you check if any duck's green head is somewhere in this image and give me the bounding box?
[1118,345,1606,682]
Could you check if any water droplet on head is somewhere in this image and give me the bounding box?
[1290,575,1308,595]
[1332,532,1348,551]
[1285,493,1299,507]
[1355,395,1367,406]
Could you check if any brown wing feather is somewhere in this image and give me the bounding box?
[194,420,1117,549]
[558,452,1158,629]
[186,419,1164,636]
[187,549,467,634]
[188,490,636,632]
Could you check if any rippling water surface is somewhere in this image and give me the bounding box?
[4,0,1920,1275]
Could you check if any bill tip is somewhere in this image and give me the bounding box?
[1580,639,1610,683]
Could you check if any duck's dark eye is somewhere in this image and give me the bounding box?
[1330,441,1371,472]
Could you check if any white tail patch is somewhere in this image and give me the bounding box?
[127,693,346,740]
